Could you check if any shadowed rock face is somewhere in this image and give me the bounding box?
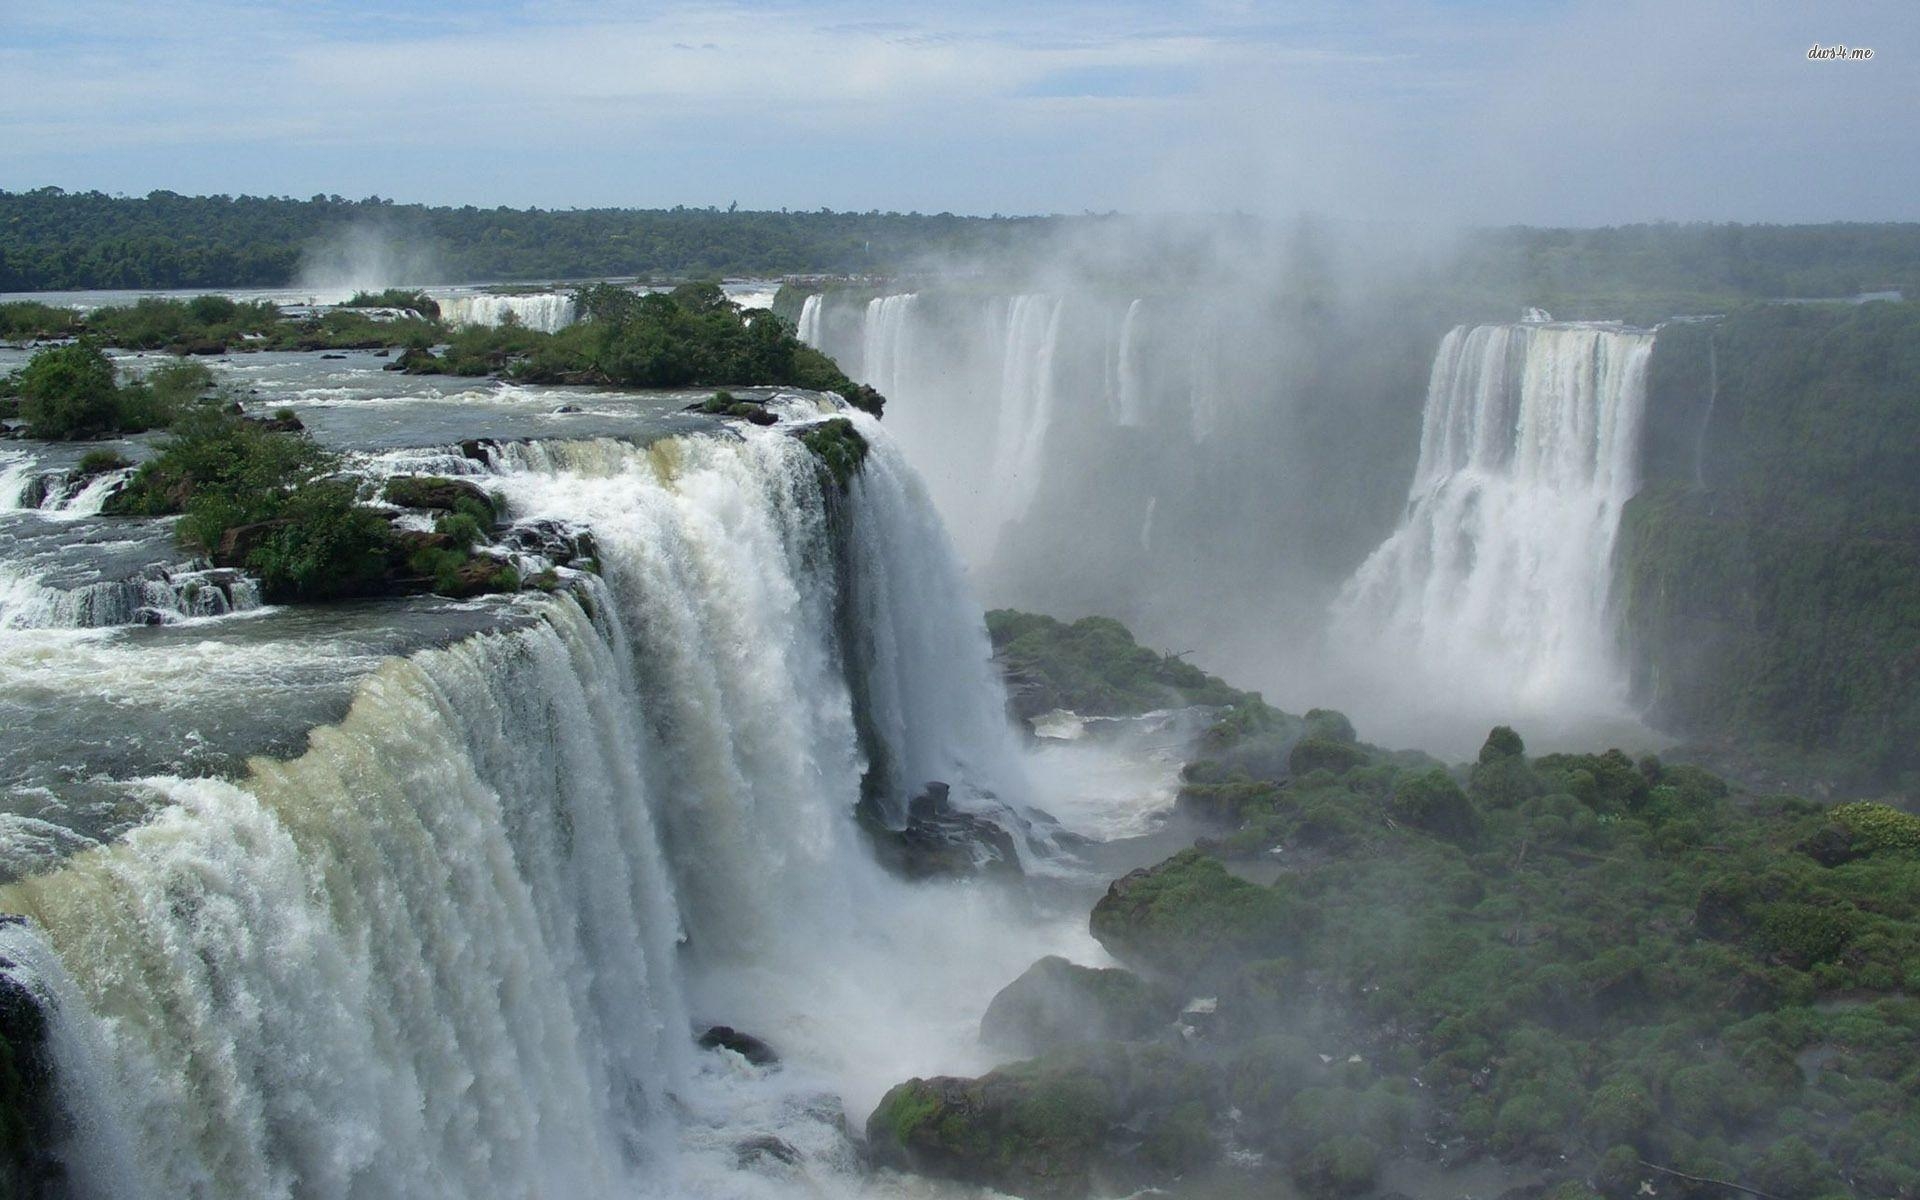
[0,920,62,1200]
[979,956,1178,1058]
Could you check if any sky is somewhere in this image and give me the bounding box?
[2,0,1916,224]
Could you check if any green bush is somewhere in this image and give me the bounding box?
[17,341,121,437]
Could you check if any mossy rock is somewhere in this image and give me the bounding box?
[981,956,1180,1056]
[866,1042,1216,1199]
[382,475,498,522]
[1303,708,1357,744]
[1090,850,1302,979]
[1288,737,1369,778]
[797,417,868,489]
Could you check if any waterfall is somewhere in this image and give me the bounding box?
[858,294,916,398]
[1115,298,1146,427]
[796,293,823,346]
[2,598,688,1198]
[1,418,1038,1196]
[439,293,578,334]
[1334,323,1654,719]
[845,423,1029,825]
[0,452,37,512]
[0,565,259,630]
[1693,330,1719,490]
[987,295,1066,527]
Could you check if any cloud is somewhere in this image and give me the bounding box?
[0,0,1915,221]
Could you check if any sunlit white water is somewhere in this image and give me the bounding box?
[2,420,1110,1198]
[1330,323,1654,746]
[440,292,579,333]
[795,293,823,345]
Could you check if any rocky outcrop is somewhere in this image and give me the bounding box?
[382,475,497,520]
[865,1042,1217,1199]
[1,922,63,1199]
[864,783,1021,880]
[980,957,1178,1057]
[697,1025,780,1067]
[1090,850,1301,979]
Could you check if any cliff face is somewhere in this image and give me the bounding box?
[1617,302,1920,791]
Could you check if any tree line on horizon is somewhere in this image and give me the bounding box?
[2,187,1919,306]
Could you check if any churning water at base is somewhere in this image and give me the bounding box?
[0,418,1099,1198]
[1331,323,1654,749]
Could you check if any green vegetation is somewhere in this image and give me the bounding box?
[106,410,515,603]
[5,190,1919,318]
[985,610,1253,719]
[0,301,80,342]
[344,288,440,318]
[11,341,209,439]
[1620,301,1920,792]
[404,282,884,413]
[798,417,869,489]
[878,615,1920,1199]
[0,187,1057,289]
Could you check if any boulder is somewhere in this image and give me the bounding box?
[1090,850,1300,979]
[866,1042,1216,1199]
[734,1134,801,1167]
[383,475,497,520]
[865,783,1022,880]
[980,957,1178,1056]
[698,1025,780,1066]
[212,518,293,568]
[503,519,598,569]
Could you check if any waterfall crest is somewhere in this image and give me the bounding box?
[439,292,578,333]
[1334,323,1654,725]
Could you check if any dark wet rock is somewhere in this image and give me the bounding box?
[319,353,347,360]
[172,337,228,356]
[504,519,598,569]
[865,782,1021,880]
[17,475,53,509]
[698,1025,780,1066]
[552,404,583,414]
[249,412,305,433]
[735,1134,801,1167]
[1,934,64,1197]
[458,438,496,464]
[386,346,442,374]
[744,406,779,426]
[981,956,1179,1057]
[383,476,496,520]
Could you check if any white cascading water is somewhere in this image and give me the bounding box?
[1114,298,1147,428]
[1333,323,1654,726]
[439,292,578,333]
[985,295,1066,529]
[859,294,917,399]
[795,293,823,349]
[2,418,1062,1198]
